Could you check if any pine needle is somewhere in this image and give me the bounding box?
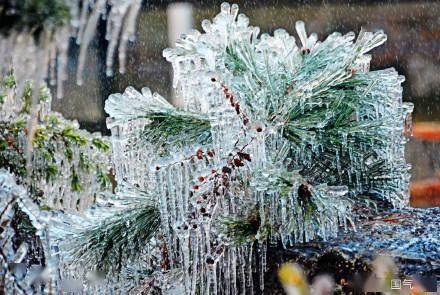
[139,110,212,150]
[71,204,160,272]
[221,209,260,245]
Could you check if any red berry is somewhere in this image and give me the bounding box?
[196,149,204,159]
[233,158,244,167]
[238,152,252,162]
[222,166,232,174]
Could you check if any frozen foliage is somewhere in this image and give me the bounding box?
[101,3,414,294]
[105,86,212,187]
[48,182,161,293]
[0,170,58,293]
[0,2,414,294]
[0,77,112,211]
[0,0,142,193]
[0,74,112,291]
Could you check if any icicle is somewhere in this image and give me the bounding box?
[118,0,142,74]
[76,0,106,86]
[105,2,130,76]
[295,21,308,48]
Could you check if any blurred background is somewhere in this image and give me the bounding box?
[51,0,440,204]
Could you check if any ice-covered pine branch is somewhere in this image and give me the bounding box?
[55,184,160,274]
[57,2,413,294]
[105,86,212,154]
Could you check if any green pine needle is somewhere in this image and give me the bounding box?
[140,110,212,151]
[221,209,260,245]
[71,205,160,272]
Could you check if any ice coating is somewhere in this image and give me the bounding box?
[0,71,114,291]
[0,2,414,294]
[100,2,413,293]
[0,170,59,293]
